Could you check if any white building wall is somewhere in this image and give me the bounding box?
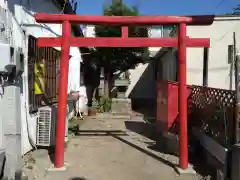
[126,27,165,98]
[0,0,82,155]
[186,16,240,89]
[0,0,5,7]
[126,63,154,99]
[83,25,95,37]
[155,16,240,90]
[12,0,80,57]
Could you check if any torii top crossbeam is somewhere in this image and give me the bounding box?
[35,13,214,25]
[34,14,214,48]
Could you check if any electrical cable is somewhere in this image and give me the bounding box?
[0,76,4,97]
[214,0,227,12]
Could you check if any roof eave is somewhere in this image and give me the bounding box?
[54,0,90,55]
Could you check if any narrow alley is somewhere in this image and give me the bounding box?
[22,116,208,180]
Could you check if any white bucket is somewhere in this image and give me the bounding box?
[75,86,88,115]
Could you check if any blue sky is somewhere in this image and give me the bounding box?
[76,0,239,16]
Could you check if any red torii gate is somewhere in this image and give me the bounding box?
[34,13,214,170]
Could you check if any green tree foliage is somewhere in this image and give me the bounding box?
[232,4,240,15]
[94,0,149,74]
[227,4,240,15]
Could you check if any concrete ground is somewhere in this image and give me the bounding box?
[22,116,209,180]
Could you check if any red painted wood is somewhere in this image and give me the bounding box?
[54,21,71,168]
[156,81,192,131]
[121,26,128,38]
[37,37,210,48]
[34,12,213,170]
[34,13,214,25]
[178,23,188,169]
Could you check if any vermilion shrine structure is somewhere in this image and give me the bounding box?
[34,13,214,170]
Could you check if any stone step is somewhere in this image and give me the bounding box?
[111,98,132,114]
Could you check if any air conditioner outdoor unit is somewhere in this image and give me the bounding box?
[36,104,69,147]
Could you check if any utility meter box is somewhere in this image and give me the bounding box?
[0,43,24,75]
[15,47,24,76]
[0,43,14,73]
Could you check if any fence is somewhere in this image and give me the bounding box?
[169,85,236,148]
[188,85,235,148]
[28,35,60,113]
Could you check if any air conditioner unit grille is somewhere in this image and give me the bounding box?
[37,107,52,146]
[36,104,69,147]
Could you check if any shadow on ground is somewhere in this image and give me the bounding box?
[124,121,156,140]
[75,130,128,136]
[130,98,156,124]
[67,127,179,173]
[124,120,216,180]
[47,117,215,179]
[76,128,179,170]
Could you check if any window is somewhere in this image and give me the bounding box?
[28,35,61,112]
[228,45,234,64]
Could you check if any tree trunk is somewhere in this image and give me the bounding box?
[108,73,113,97]
[104,70,112,98]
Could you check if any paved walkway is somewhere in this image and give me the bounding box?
[23,116,206,180]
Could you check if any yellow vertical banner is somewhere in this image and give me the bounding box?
[34,63,45,95]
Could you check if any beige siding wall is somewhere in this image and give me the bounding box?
[186,16,240,89]
[151,16,240,91]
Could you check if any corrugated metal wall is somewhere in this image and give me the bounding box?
[28,35,60,113]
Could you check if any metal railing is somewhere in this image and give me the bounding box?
[28,35,60,113]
